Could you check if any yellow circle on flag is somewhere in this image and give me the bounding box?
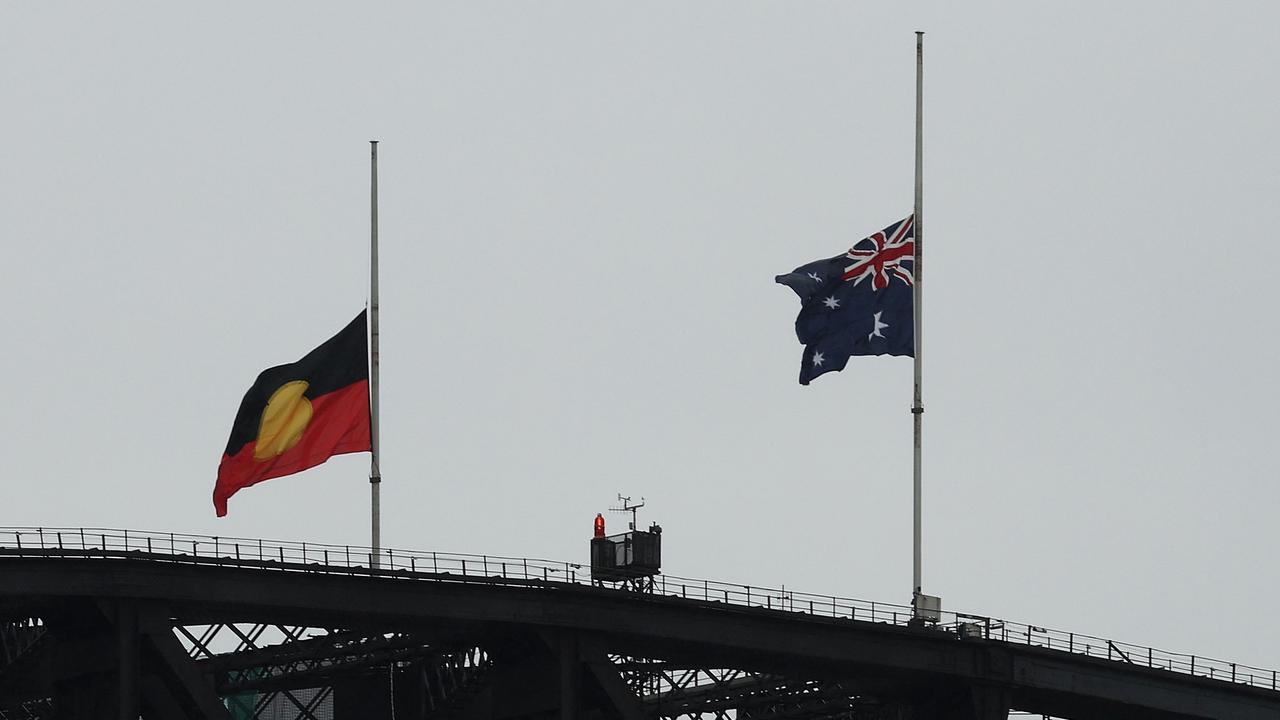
[253,380,313,461]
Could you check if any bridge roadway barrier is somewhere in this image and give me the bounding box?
[1,526,1278,719]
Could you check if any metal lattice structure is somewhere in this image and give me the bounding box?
[2,527,1279,720]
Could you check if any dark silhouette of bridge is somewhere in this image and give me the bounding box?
[1,527,1276,720]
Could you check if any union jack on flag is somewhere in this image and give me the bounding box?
[775,215,915,385]
[842,215,914,289]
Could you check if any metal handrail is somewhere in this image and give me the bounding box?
[1,526,1275,692]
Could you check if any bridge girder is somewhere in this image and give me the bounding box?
[1,555,1276,720]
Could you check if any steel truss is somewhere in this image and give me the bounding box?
[1,613,493,720]
[0,620,44,670]
[0,605,1219,720]
[5,539,1279,720]
[614,660,900,720]
[0,700,52,720]
[0,620,50,720]
[177,623,336,720]
[180,624,491,720]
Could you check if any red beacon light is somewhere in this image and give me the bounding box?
[593,513,606,538]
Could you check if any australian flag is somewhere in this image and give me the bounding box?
[776,216,915,385]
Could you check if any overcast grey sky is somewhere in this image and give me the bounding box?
[3,1,1279,674]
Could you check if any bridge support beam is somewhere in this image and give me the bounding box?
[969,683,1011,720]
[115,601,138,720]
[559,630,580,720]
[44,606,118,719]
[134,605,232,720]
[543,629,646,720]
[580,636,646,720]
[899,682,1011,720]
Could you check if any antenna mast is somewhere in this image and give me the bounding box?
[609,494,645,531]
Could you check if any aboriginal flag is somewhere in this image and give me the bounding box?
[214,311,371,516]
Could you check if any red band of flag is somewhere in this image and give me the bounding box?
[214,311,371,517]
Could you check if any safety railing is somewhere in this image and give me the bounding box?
[1,526,1275,692]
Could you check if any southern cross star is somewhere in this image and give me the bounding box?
[822,296,840,310]
[812,352,825,366]
[807,272,822,282]
[868,311,889,341]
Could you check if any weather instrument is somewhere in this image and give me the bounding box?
[590,494,662,592]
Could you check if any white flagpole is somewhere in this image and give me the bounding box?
[911,32,925,616]
[370,140,382,569]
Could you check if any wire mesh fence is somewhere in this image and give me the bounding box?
[2,526,1275,693]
